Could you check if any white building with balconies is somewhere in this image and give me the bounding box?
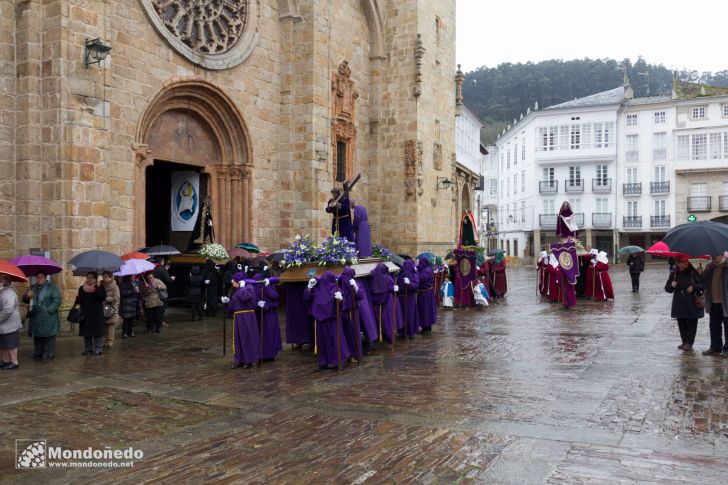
[456,105,485,235]
[495,86,625,259]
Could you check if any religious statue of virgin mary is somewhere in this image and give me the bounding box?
[555,201,579,239]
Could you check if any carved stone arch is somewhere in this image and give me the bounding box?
[133,78,253,249]
[278,0,302,21]
[461,182,472,212]
[359,0,385,59]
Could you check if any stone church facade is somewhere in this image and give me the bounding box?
[1,0,458,292]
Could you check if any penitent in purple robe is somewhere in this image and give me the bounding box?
[454,267,475,306]
[560,270,577,308]
[352,204,372,257]
[303,271,351,367]
[397,259,420,337]
[370,263,400,344]
[325,194,355,241]
[227,284,261,365]
[254,276,283,360]
[339,268,363,359]
[416,257,438,329]
[284,282,313,345]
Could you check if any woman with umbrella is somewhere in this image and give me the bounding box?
[140,271,167,333]
[22,271,62,360]
[101,271,121,348]
[665,255,705,352]
[76,272,107,355]
[626,251,645,293]
[489,250,508,298]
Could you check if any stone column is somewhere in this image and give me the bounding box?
[585,228,593,250]
[533,229,541,264]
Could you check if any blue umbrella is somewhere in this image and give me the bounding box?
[618,245,645,254]
[69,250,123,276]
[416,252,435,263]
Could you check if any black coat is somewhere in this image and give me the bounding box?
[76,286,107,337]
[665,268,704,320]
[186,274,204,303]
[119,280,138,319]
[627,254,645,274]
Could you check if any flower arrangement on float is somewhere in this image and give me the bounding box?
[283,234,317,268]
[372,244,393,260]
[315,234,359,266]
[198,243,229,260]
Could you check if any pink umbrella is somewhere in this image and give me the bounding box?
[9,255,63,276]
[114,258,155,277]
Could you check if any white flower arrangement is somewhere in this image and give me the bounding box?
[199,243,229,260]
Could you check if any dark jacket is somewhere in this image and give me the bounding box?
[665,266,704,320]
[699,260,728,315]
[626,254,645,274]
[22,282,62,337]
[153,266,174,285]
[76,285,107,337]
[119,279,139,319]
[186,266,204,303]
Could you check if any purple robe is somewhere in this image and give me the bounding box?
[227,285,260,365]
[284,282,313,345]
[303,271,351,367]
[340,268,363,359]
[416,257,438,328]
[560,270,577,308]
[255,276,283,360]
[325,194,355,241]
[454,267,475,306]
[370,263,400,344]
[397,259,420,337]
[352,204,372,257]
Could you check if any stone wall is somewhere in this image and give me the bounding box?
[5,0,458,304]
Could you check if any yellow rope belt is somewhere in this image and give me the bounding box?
[232,310,255,353]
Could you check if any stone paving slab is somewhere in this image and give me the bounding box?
[3,265,728,482]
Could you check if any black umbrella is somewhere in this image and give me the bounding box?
[269,250,286,263]
[661,221,728,257]
[69,250,123,276]
[390,255,405,267]
[141,245,181,256]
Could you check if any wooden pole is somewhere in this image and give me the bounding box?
[392,288,397,352]
[222,302,227,357]
[352,284,361,363]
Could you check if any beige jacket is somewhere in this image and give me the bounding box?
[141,278,167,309]
[102,279,122,324]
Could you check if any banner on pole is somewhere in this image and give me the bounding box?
[550,241,579,285]
[170,171,200,231]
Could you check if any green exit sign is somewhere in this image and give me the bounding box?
[688,214,697,222]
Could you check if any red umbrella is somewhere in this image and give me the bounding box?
[258,252,272,258]
[0,260,30,283]
[228,247,252,260]
[121,251,150,261]
[646,241,710,259]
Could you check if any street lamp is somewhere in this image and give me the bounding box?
[84,38,112,68]
[436,177,454,190]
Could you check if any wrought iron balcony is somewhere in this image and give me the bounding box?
[653,148,667,161]
[623,216,642,228]
[539,180,558,194]
[592,178,612,193]
[720,196,728,212]
[650,181,670,194]
[650,215,670,228]
[687,196,711,212]
[623,183,642,195]
[592,212,612,228]
[539,214,557,228]
[564,179,584,193]
[626,150,639,162]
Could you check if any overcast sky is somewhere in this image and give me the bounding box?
[456,0,727,73]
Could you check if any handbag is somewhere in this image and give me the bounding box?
[694,295,705,309]
[67,305,84,323]
[158,289,168,302]
[103,303,115,318]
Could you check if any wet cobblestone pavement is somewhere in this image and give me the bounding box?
[3,265,728,483]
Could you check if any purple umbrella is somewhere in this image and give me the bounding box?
[114,258,155,277]
[9,255,63,276]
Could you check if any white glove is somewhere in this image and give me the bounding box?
[244,266,248,273]
[263,266,269,271]
[237,264,242,270]
[264,278,270,287]
[334,291,343,301]
[204,279,210,285]
[221,296,230,304]
[257,301,265,308]
[349,278,358,288]
[393,285,399,292]
[404,277,410,285]
[239,280,246,288]
[308,278,317,289]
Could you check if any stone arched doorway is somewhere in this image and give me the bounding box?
[461,183,472,212]
[132,79,252,250]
